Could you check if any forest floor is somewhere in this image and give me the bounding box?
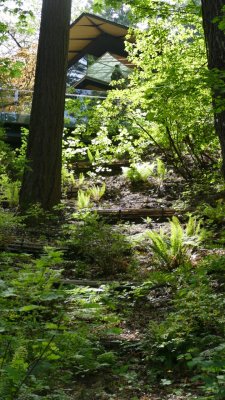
[57,167,208,400]
[2,159,225,400]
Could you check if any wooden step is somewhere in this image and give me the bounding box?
[72,160,130,174]
[94,207,176,221]
[0,208,176,253]
[61,279,139,287]
[0,239,47,254]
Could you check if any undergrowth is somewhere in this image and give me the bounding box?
[133,255,225,399]
[0,246,122,400]
[65,213,134,277]
[146,215,203,270]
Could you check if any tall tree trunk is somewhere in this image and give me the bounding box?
[19,0,72,210]
[201,0,225,178]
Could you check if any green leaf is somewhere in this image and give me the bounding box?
[1,288,17,297]
[19,304,43,312]
[44,323,59,330]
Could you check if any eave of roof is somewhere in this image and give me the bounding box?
[68,13,130,65]
[74,76,109,90]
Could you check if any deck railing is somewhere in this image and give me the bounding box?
[0,87,107,115]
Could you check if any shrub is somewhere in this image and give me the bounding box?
[146,216,203,270]
[0,208,23,246]
[76,189,91,210]
[122,162,156,183]
[0,175,20,207]
[0,247,118,399]
[66,214,133,277]
[88,182,106,202]
[142,255,225,398]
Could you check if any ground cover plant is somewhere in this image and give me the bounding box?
[141,255,225,400]
[1,0,225,398]
[0,246,124,400]
[64,212,134,278]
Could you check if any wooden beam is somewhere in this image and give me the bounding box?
[94,208,176,220]
[68,33,127,66]
[74,77,109,90]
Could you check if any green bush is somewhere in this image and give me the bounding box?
[0,247,65,399]
[143,256,225,398]
[122,162,156,183]
[0,247,119,399]
[0,208,24,246]
[147,216,203,270]
[198,200,225,225]
[66,214,133,277]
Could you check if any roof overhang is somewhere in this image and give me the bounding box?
[68,13,130,66]
[75,76,109,91]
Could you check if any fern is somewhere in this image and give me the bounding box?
[147,216,203,270]
[147,229,170,266]
[61,166,76,190]
[0,339,28,398]
[170,216,183,257]
[89,183,106,202]
[78,172,85,186]
[77,190,91,210]
[198,200,225,224]
[123,162,155,183]
[156,158,167,180]
[87,149,94,163]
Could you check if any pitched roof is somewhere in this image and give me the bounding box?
[74,52,131,90]
[68,13,130,66]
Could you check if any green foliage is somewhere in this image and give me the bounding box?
[62,132,88,164]
[0,245,120,399]
[66,214,133,277]
[62,133,86,193]
[156,158,167,182]
[0,0,34,85]
[0,59,24,84]
[188,343,225,400]
[122,159,168,187]
[87,148,95,163]
[77,172,85,187]
[123,162,156,183]
[0,247,65,399]
[76,189,91,210]
[13,128,29,180]
[140,253,225,398]
[2,1,225,398]
[0,208,23,246]
[0,129,16,177]
[77,0,218,179]
[62,171,86,195]
[0,128,28,208]
[0,175,20,207]
[198,200,225,225]
[62,165,76,192]
[195,199,225,245]
[88,182,106,202]
[147,216,203,270]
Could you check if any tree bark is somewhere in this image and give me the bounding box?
[201,0,225,178]
[19,0,72,210]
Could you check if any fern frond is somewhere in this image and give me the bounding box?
[156,158,167,180]
[170,216,183,257]
[147,215,203,270]
[185,216,202,247]
[77,190,91,209]
[89,183,106,202]
[147,230,170,265]
[87,149,94,163]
